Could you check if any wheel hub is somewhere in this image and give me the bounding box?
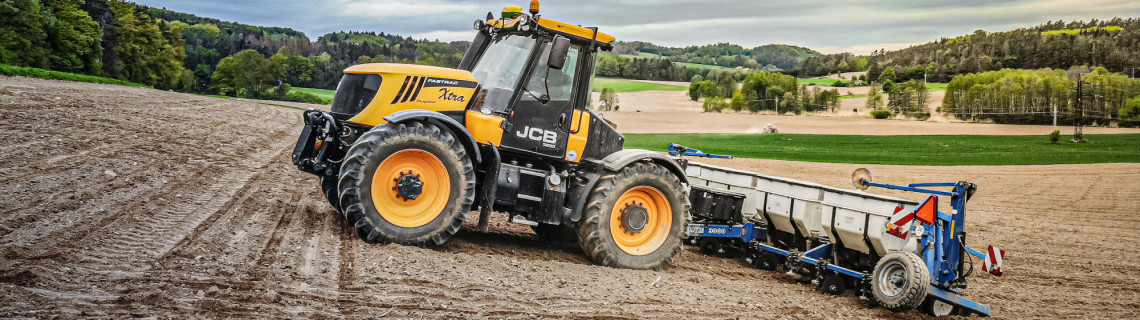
[619,202,649,233]
[393,170,424,201]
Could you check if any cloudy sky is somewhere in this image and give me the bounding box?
[131,0,1140,55]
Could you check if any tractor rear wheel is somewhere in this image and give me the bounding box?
[337,120,475,247]
[576,162,690,270]
[320,175,342,215]
[871,251,930,312]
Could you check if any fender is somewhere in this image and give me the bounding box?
[565,149,688,223]
[600,149,688,183]
[383,109,482,164]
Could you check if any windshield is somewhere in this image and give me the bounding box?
[471,35,536,112]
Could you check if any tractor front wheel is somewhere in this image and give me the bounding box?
[576,162,690,270]
[320,175,342,215]
[337,120,475,247]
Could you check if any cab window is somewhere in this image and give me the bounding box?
[522,42,580,103]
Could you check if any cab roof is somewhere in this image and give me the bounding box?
[491,16,616,50]
[536,17,615,45]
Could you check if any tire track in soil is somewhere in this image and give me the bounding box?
[66,134,295,272]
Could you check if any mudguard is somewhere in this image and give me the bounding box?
[600,149,689,184]
[382,109,482,163]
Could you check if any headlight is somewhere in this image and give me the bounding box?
[473,19,486,30]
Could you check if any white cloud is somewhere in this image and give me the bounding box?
[339,0,478,18]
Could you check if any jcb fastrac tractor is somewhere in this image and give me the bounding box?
[292,2,690,269]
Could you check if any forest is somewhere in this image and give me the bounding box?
[0,0,469,103]
[941,67,1140,125]
[798,18,1140,83]
[614,41,820,71]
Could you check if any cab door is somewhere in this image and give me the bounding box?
[499,41,581,158]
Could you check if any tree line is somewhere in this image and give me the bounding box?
[615,41,820,71]
[798,18,1140,83]
[688,69,840,114]
[941,67,1140,126]
[0,0,469,102]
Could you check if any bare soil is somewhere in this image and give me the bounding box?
[1,76,1138,318]
[600,90,1140,135]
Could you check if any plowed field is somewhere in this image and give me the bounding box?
[2,76,1137,318]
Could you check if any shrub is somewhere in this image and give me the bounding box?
[870,110,891,119]
[909,112,931,121]
[284,91,331,104]
[702,97,728,113]
[1050,130,1061,144]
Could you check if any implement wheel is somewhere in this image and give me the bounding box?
[338,120,475,247]
[577,162,690,270]
[872,251,930,312]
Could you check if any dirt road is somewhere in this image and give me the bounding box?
[2,77,1138,318]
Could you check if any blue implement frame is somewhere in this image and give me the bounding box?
[686,178,1000,317]
[860,179,994,317]
[668,143,733,159]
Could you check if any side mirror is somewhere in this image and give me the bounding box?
[548,36,570,70]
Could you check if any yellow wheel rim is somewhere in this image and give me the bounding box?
[371,149,451,228]
[609,186,673,256]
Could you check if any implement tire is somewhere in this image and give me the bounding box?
[576,162,690,270]
[320,175,342,215]
[337,120,475,247]
[872,251,930,312]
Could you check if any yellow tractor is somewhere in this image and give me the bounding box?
[292,2,690,269]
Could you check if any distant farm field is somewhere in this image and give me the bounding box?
[292,87,336,100]
[797,78,841,86]
[592,77,686,92]
[625,133,1140,165]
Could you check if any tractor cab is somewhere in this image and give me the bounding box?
[459,5,620,162]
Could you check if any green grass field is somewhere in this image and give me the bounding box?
[592,77,686,93]
[674,61,731,72]
[625,133,1140,165]
[797,78,841,86]
[291,87,336,100]
[0,64,148,87]
[927,82,948,91]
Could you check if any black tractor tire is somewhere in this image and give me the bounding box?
[320,175,342,215]
[576,162,690,270]
[871,251,930,312]
[532,224,578,243]
[337,120,475,247]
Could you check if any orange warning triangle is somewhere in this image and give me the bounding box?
[915,195,938,225]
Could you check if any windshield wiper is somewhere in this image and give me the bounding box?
[522,87,549,104]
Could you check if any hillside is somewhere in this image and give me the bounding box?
[798,18,1140,82]
[614,41,820,70]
